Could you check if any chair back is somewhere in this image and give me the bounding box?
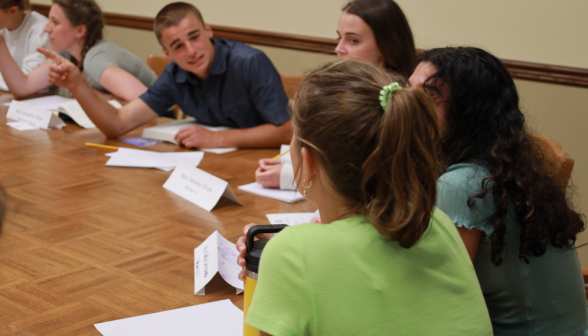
[280,74,303,99]
[146,55,172,77]
[530,134,574,191]
[146,55,183,119]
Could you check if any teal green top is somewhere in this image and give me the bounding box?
[436,163,588,336]
[246,211,492,336]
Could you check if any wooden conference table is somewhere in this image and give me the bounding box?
[0,93,315,335]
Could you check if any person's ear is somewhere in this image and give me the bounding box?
[75,24,87,40]
[162,46,170,58]
[205,23,213,39]
[300,147,315,186]
[8,6,18,16]
[378,51,384,68]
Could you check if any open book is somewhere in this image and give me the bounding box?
[56,103,96,129]
[142,118,238,154]
[58,100,123,129]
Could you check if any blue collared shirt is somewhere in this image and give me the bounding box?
[139,38,290,128]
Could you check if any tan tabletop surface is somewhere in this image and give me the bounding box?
[0,93,315,335]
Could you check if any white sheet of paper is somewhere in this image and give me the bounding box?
[6,100,65,130]
[94,299,243,336]
[216,233,244,291]
[194,231,243,295]
[266,212,315,226]
[238,182,305,203]
[105,155,174,171]
[164,161,242,212]
[3,95,75,110]
[194,231,219,295]
[6,121,40,131]
[105,148,204,170]
[201,147,238,154]
[3,96,122,129]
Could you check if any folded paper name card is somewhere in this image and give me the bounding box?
[194,231,244,295]
[163,161,242,211]
[6,100,65,130]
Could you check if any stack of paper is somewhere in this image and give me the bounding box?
[105,148,204,171]
[238,182,305,203]
[94,299,243,336]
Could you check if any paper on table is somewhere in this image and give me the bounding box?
[4,96,122,129]
[6,121,39,131]
[6,100,66,130]
[94,299,243,336]
[3,95,75,109]
[105,156,173,171]
[105,148,204,170]
[238,182,305,203]
[201,147,239,155]
[217,233,244,290]
[266,212,315,226]
[194,231,244,295]
[164,162,241,212]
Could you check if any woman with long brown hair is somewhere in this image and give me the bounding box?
[242,60,492,335]
[256,0,416,190]
[410,46,587,335]
[0,0,156,102]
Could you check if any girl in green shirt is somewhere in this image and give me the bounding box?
[243,60,492,336]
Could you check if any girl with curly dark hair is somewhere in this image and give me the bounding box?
[409,46,587,335]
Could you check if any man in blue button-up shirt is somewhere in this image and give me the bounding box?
[40,2,292,149]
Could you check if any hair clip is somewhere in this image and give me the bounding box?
[379,82,402,111]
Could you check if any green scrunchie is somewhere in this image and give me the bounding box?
[379,82,402,111]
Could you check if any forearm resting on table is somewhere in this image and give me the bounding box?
[218,121,292,148]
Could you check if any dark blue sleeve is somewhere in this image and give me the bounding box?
[245,52,290,126]
[139,65,176,116]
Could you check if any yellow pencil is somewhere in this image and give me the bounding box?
[85,142,120,151]
[273,148,290,160]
